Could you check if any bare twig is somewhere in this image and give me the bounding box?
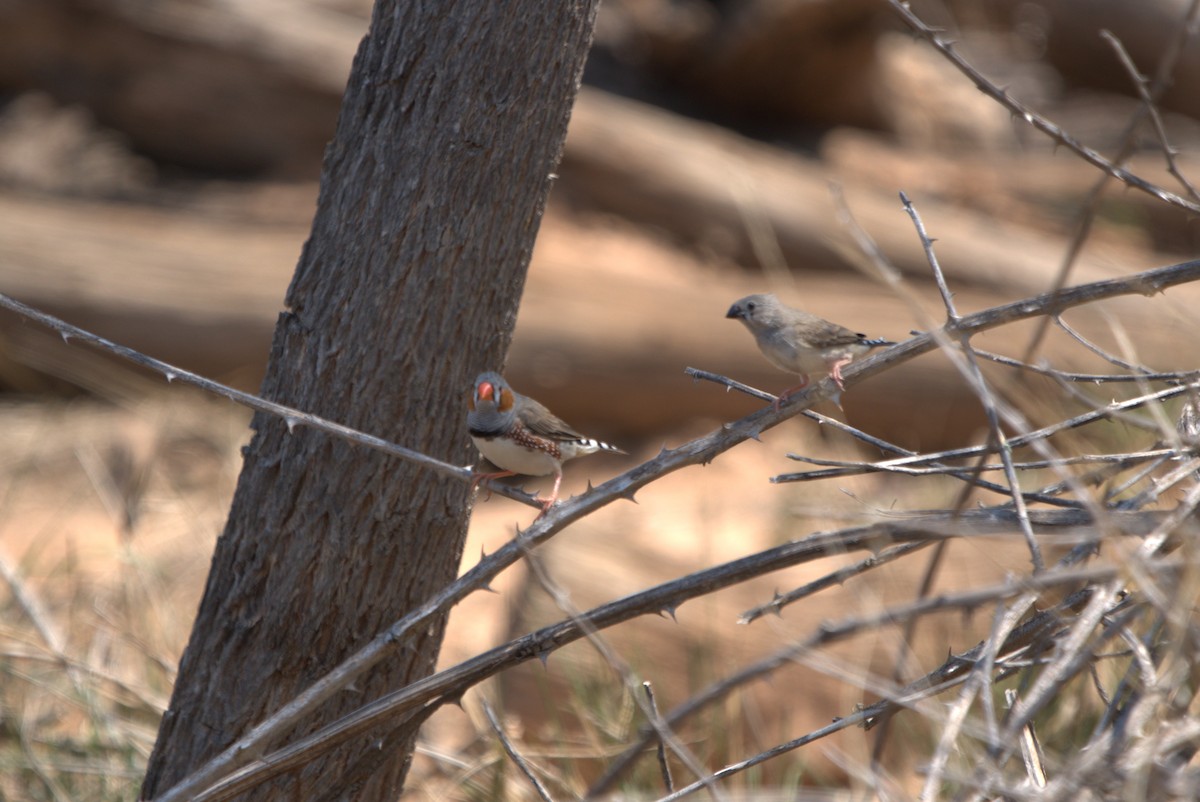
[184,510,1174,801]
[651,580,1147,801]
[998,584,1133,761]
[690,367,1086,507]
[921,600,1030,799]
[518,547,722,801]
[776,383,1197,478]
[972,348,1199,384]
[1055,315,1156,374]
[1019,0,1200,362]
[738,541,931,624]
[642,683,674,795]
[589,561,1133,798]
[785,449,1177,476]
[1007,688,1049,789]
[900,191,1043,569]
[886,0,1200,216]
[901,190,959,322]
[0,293,538,509]
[1118,458,1200,509]
[482,700,557,802]
[1102,29,1200,204]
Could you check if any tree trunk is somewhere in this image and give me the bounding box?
[139,0,600,799]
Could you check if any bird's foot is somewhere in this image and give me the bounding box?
[829,358,851,392]
[470,470,516,501]
[772,376,811,411]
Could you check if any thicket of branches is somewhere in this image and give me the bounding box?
[4,1,1200,800]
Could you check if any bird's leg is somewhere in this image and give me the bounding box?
[773,375,811,411]
[470,469,516,501]
[535,469,565,516]
[828,357,852,392]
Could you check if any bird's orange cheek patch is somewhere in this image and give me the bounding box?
[497,388,515,412]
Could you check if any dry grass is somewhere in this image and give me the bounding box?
[0,393,244,801]
[0,387,1031,800]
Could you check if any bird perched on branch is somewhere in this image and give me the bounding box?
[467,371,624,514]
[726,293,893,407]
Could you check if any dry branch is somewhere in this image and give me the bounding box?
[6,256,1200,799]
[192,516,1174,801]
[887,0,1200,216]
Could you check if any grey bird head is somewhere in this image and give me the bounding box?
[726,293,786,334]
[467,371,517,435]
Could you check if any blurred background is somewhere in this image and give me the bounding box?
[2,0,1199,798]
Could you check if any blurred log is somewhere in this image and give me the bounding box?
[0,187,298,383]
[560,88,1191,295]
[0,0,891,182]
[820,128,1200,257]
[984,0,1200,122]
[0,177,975,446]
[4,88,1200,448]
[0,0,362,175]
[4,0,1198,183]
[594,0,888,128]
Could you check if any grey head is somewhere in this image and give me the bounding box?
[467,371,590,442]
[725,293,792,335]
[467,371,518,436]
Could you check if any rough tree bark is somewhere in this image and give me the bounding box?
[139,1,600,799]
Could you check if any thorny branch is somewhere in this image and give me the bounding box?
[1018,0,1200,361]
[482,700,556,802]
[887,0,1200,216]
[197,523,1182,802]
[5,255,1200,800]
[688,369,1087,508]
[900,189,1044,571]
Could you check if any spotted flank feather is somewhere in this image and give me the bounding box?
[509,421,563,460]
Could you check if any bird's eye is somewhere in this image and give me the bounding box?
[746,302,756,312]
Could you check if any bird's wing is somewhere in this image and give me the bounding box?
[792,316,868,348]
[517,396,587,442]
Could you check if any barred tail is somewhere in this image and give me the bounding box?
[577,437,626,456]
